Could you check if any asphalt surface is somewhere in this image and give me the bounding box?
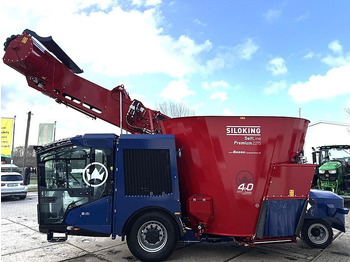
[1,192,349,262]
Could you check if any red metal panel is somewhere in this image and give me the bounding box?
[161,116,312,237]
[187,195,213,228]
[267,164,315,199]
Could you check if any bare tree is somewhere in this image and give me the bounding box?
[13,145,37,167]
[156,100,195,118]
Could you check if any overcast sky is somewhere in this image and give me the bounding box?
[1,0,350,147]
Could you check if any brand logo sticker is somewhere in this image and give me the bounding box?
[226,126,261,136]
[83,162,108,188]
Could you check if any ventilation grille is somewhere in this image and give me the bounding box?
[123,149,172,196]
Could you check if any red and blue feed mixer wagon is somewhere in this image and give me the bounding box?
[3,30,348,262]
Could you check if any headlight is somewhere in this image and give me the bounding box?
[318,170,325,174]
[329,170,337,174]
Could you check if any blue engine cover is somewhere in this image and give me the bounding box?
[112,134,182,238]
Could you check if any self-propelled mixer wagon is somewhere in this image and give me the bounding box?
[3,30,348,261]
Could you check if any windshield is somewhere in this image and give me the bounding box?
[1,174,23,181]
[320,147,350,164]
[37,143,113,225]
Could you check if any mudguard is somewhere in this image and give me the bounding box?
[305,190,349,232]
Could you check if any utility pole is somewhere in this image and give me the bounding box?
[10,115,16,170]
[23,111,32,174]
[53,121,57,141]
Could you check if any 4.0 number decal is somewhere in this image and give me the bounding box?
[236,170,255,195]
[237,183,254,192]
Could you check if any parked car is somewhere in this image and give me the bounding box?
[1,172,28,199]
[1,164,21,173]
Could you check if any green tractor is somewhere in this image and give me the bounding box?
[312,145,350,196]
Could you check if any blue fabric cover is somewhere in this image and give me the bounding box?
[264,199,305,237]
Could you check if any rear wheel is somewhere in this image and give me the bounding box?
[19,194,27,200]
[301,219,333,249]
[126,211,178,262]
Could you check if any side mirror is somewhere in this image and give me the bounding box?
[312,152,317,164]
[23,167,31,185]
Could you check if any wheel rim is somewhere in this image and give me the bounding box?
[137,220,168,253]
[307,223,329,245]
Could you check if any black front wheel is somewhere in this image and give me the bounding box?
[126,211,178,262]
[301,219,333,249]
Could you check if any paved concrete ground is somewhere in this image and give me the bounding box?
[1,193,349,262]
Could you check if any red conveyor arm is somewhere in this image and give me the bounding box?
[2,30,169,134]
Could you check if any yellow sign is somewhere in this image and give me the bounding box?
[1,118,14,157]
